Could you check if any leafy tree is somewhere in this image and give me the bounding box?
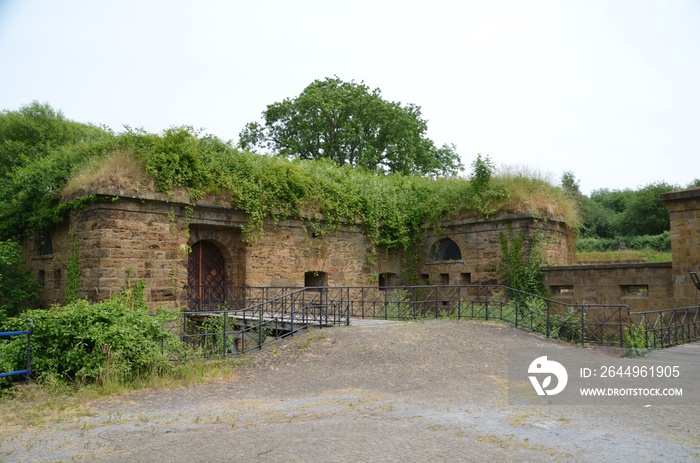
[617,182,674,236]
[0,101,109,177]
[561,171,582,198]
[239,77,463,177]
[581,183,674,238]
[0,102,116,240]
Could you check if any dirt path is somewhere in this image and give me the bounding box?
[1,320,698,462]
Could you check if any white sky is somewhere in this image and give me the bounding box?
[1,0,698,194]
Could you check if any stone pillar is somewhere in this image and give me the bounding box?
[661,188,700,307]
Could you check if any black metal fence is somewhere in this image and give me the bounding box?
[179,287,350,357]
[181,284,699,354]
[632,306,700,348]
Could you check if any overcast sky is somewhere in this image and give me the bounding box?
[1,0,698,194]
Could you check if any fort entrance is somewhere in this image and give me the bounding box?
[187,240,226,311]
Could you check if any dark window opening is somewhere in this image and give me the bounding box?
[621,285,648,297]
[378,272,398,289]
[460,273,471,285]
[38,270,46,288]
[54,269,61,288]
[37,229,53,256]
[551,285,574,297]
[420,274,430,284]
[305,271,328,288]
[440,273,450,285]
[431,238,462,261]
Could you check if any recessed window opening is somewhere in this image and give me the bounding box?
[305,271,328,288]
[552,285,574,295]
[378,272,398,289]
[432,238,462,261]
[621,285,648,297]
[38,229,53,256]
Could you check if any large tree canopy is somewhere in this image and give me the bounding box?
[238,77,463,177]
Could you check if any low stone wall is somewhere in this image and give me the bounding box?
[542,263,673,312]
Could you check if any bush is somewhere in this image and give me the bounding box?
[0,240,40,322]
[0,289,181,385]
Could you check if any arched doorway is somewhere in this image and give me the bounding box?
[187,240,226,311]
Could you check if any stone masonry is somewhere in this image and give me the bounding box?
[24,188,572,309]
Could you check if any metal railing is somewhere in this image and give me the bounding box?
[633,306,700,348]
[181,285,700,355]
[180,287,350,357]
[0,329,32,382]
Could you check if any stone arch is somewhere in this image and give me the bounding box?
[431,238,462,261]
[187,226,245,303]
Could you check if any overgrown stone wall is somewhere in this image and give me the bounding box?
[23,191,573,309]
[22,222,71,308]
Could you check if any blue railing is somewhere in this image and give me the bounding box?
[0,329,32,381]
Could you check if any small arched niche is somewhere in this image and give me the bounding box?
[431,238,462,261]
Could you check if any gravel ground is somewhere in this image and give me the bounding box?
[1,319,698,463]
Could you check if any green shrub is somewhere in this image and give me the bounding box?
[0,289,181,385]
[0,240,40,322]
[624,322,649,357]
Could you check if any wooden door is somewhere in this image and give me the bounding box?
[187,241,225,310]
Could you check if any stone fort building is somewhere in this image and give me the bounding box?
[25,187,571,310]
[23,186,700,313]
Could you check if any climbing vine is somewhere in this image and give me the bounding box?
[497,224,547,297]
[65,228,81,304]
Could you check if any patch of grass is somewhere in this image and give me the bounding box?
[0,356,249,427]
[576,249,671,264]
[296,332,330,350]
[62,149,155,198]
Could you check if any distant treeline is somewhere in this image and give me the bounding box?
[562,172,698,252]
